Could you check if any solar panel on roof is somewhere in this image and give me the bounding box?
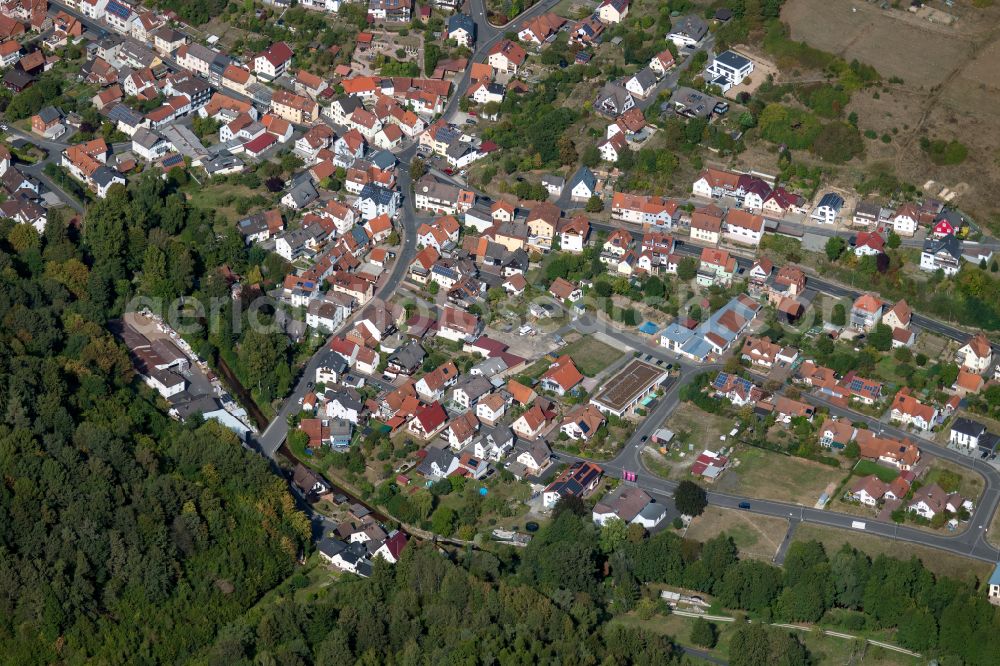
[712,373,729,389]
[107,0,131,18]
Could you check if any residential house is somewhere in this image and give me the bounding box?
[724,208,764,246]
[254,41,294,81]
[487,39,526,74]
[892,203,920,237]
[909,484,971,520]
[649,49,675,76]
[526,201,561,251]
[849,475,890,507]
[408,401,448,438]
[611,192,679,227]
[567,165,597,201]
[818,417,855,450]
[539,355,584,396]
[593,487,668,530]
[476,392,507,425]
[447,411,480,451]
[558,215,590,252]
[271,89,319,124]
[705,50,753,92]
[542,461,602,508]
[890,387,938,431]
[856,430,919,471]
[957,333,993,374]
[667,15,708,47]
[689,204,724,245]
[850,293,884,332]
[517,13,565,45]
[741,336,798,369]
[560,404,606,441]
[437,306,481,342]
[810,192,844,224]
[697,247,737,287]
[595,81,635,117]
[624,67,658,99]
[447,12,476,46]
[853,231,886,257]
[513,404,550,441]
[691,168,740,199]
[597,0,629,23]
[919,234,963,276]
[950,417,988,452]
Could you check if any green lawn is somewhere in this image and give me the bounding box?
[852,459,900,483]
[722,447,845,506]
[558,336,626,377]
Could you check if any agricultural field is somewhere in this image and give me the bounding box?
[717,447,845,506]
[683,506,790,562]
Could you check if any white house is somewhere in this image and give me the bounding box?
[567,166,596,202]
[957,333,993,374]
[705,50,753,92]
[624,68,658,99]
[811,192,844,224]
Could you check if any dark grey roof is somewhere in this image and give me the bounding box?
[350,225,369,246]
[203,152,244,174]
[37,106,61,124]
[416,447,456,477]
[448,12,476,36]
[171,395,221,419]
[335,95,363,115]
[714,50,752,70]
[631,67,657,88]
[132,127,164,149]
[107,103,144,126]
[952,417,986,438]
[285,180,318,207]
[817,192,844,210]
[369,149,397,171]
[454,375,492,401]
[389,341,426,369]
[359,182,396,204]
[91,166,122,188]
[317,536,347,559]
[568,165,596,192]
[671,15,708,41]
[923,234,963,259]
[328,390,363,412]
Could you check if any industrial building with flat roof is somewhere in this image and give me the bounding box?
[590,359,669,417]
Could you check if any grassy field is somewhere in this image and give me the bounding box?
[664,402,735,456]
[719,447,845,506]
[558,335,626,377]
[684,506,789,562]
[186,183,268,223]
[853,459,899,483]
[793,523,992,585]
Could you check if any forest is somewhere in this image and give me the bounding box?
[0,207,309,663]
[200,499,1000,665]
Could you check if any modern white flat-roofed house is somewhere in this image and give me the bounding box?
[705,50,753,92]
